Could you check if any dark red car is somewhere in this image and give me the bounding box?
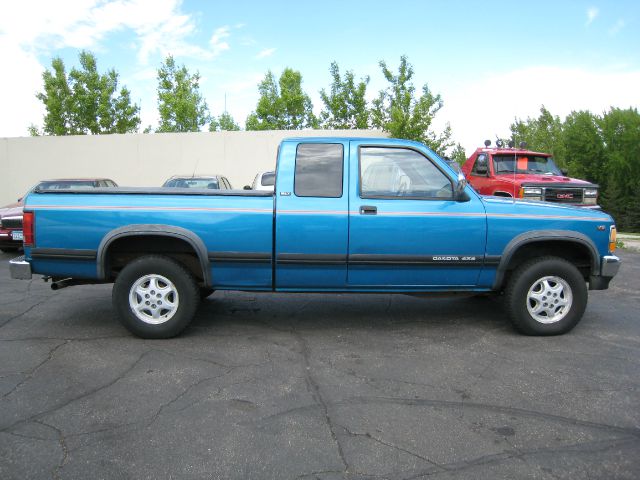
[0,178,118,252]
[461,142,599,208]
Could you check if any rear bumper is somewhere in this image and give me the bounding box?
[9,256,32,280]
[0,231,23,250]
[589,255,621,290]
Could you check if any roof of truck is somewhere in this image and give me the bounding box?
[474,147,551,157]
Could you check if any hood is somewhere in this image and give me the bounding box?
[481,195,612,219]
[494,173,594,186]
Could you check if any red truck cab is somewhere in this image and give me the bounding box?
[461,142,599,208]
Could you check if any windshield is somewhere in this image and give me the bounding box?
[261,172,275,186]
[37,181,97,190]
[163,178,219,189]
[493,155,562,176]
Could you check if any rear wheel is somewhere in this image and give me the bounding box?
[505,256,587,335]
[112,255,199,338]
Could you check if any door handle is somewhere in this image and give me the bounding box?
[360,205,377,215]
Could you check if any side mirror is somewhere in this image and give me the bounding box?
[475,159,488,175]
[17,197,22,202]
[243,185,252,190]
[455,172,470,202]
[560,168,568,176]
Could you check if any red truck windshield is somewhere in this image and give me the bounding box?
[493,155,562,176]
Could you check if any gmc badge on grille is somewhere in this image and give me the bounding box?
[557,193,574,199]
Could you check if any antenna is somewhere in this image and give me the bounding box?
[224,92,227,113]
[512,135,517,201]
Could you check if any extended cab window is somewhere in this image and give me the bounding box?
[294,143,344,198]
[360,147,453,199]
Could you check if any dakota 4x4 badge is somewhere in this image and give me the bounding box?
[432,256,477,261]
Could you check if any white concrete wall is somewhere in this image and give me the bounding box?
[0,129,385,206]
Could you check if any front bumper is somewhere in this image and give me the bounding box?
[9,256,32,280]
[589,254,621,290]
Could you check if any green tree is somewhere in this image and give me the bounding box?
[209,111,240,131]
[156,55,210,133]
[510,106,566,166]
[449,143,467,165]
[319,62,369,129]
[246,68,316,130]
[599,107,640,231]
[35,51,140,135]
[371,55,453,154]
[562,110,605,183]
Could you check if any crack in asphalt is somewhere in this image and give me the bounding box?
[402,436,639,479]
[337,396,640,439]
[295,330,350,474]
[340,424,444,474]
[253,315,350,474]
[0,296,51,329]
[32,420,69,480]
[2,340,70,399]
[1,350,152,433]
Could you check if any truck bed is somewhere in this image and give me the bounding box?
[25,188,275,289]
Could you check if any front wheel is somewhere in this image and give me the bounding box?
[112,255,200,338]
[505,256,588,335]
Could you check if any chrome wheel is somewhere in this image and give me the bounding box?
[129,274,179,324]
[526,275,573,324]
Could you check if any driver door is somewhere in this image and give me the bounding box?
[347,143,487,288]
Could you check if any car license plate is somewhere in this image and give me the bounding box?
[12,230,23,241]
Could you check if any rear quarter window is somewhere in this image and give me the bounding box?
[294,143,344,198]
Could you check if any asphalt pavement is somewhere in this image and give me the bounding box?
[1,249,639,479]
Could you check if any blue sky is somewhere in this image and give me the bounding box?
[1,0,639,153]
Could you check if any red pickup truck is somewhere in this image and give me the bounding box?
[461,142,599,208]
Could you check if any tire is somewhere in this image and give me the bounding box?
[504,256,588,335]
[112,255,200,339]
[199,287,215,300]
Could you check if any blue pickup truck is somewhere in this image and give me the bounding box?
[10,137,620,338]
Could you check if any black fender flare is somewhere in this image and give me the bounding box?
[96,224,211,286]
[493,230,600,290]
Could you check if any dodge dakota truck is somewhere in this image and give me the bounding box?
[9,137,620,338]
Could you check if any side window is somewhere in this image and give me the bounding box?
[472,154,489,176]
[360,147,453,199]
[294,143,343,198]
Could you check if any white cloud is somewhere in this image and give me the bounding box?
[437,66,640,154]
[0,0,235,136]
[609,19,625,35]
[255,48,276,59]
[209,26,231,57]
[586,6,599,26]
[0,38,45,137]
